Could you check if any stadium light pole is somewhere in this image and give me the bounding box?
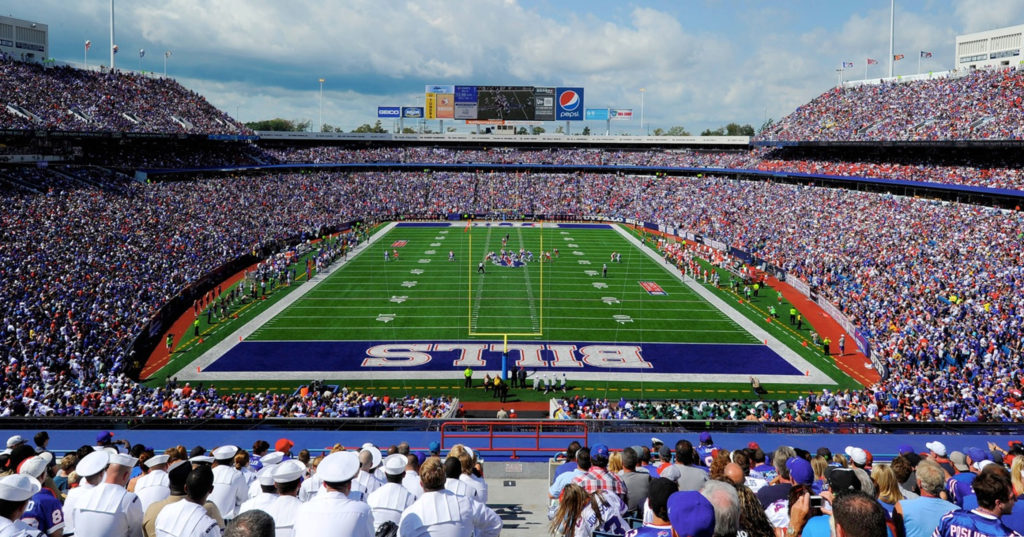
[109,0,115,69]
[318,78,325,133]
[639,88,645,136]
[163,50,171,78]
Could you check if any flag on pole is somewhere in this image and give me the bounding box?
[893,54,905,61]
[85,40,92,51]
[842,61,854,68]
[867,58,878,65]
[165,50,172,58]
[920,51,932,58]
[112,44,119,54]
[139,49,145,58]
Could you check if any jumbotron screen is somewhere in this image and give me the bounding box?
[476,86,536,121]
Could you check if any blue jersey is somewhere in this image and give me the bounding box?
[934,509,1023,537]
[626,524,673,537]
[21,488,64,535]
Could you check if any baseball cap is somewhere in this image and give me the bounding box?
[96,431,113,444]
[965,447,989,465]
[0,474,41,502]
[748,442,761,451]
[318,451,359,483]
[17,456,48,479]
[659,445,672,462]
[275,438,294,453]
[592,444,610,460]
[827,468,860,493]
[897,444,915,455]
[699,432,712,444]
[383,454,407,476]
[815,447,832,460]
[949,451,969,472]
[786,457,813,485]
[6,435,25,449]
[844,446,867,466]
[667,491,715,537]
[926,441,947,457]
[428,441,441,454]
[651,437,664,446]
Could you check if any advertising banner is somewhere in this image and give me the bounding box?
[585,108,609,120]
[424,85,455,119]
[454,85,478,119]
[534,87,556,121]
[556,87,585,120]
[610,109,633,120]
[377,106,401,118]
[401,107,424,119]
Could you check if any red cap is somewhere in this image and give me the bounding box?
[747,442,761,450]
[275,438,294,452]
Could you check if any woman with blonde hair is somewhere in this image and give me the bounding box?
[607,452,623,474]
[549,483,627,537]
[872,464,904,514]
[811,456,828,494]
[1011,456,1024,497]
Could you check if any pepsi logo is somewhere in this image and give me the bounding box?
[559,91,580,111]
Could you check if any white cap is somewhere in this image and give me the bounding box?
[189,455,215,465]
[110,453,138,468]
[77,450,110,477]
[925,441,947,457]
[651,437,663,445]
[0,474,40,501]
[212,446,239,461]
[39,452,54,465]
[844,446,867,466]
[361,446,382,469]
[975,459,995,471]
[464,446,475,461]
[6,435,24,449]
[144,454,169,468]
[257,465,278,486]
[361,442,376,451]
[273,459,306,483]
[260,452,285,466]
[317,451,359,483]
[18,456,48,479]
[383,454,407,476]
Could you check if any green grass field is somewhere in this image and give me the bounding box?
[150,222,862,401]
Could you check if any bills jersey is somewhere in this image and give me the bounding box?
[934,509,1023,537]
[21,489,63,536]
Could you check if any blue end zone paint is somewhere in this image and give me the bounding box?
[205,341,801,375]
[557,223,611,229]
[395,222,450,228]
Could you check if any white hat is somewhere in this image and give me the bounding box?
[361,446,382,469]
[257,465,278,486]
[260,451,285,466]
[383,454,407,476]
[464,446,475,461]
[103,447,119,456]
[844,446,867,466]
[361,442,376,451]
[39,452,54,465]
[317,451,359,483]
[925,441,947,457]
[651,437,664,445]
[0,474,41,502]
[110,453,138,468]
[189,455,215,465]
[77,450,110,477]
[975,459,995,471]
[144,454,170,468]
[6,435,25,449]
[18,456,48,479]
[273,459,306,483]
[212,446,239,461]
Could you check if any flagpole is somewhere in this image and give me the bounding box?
[110,0,115,69]
[865,61,868,80]
[918,53,921,75]
[888,0,895,78]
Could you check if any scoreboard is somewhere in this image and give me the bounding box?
[426,85,583,121]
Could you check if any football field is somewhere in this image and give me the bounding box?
[155,222,857,400]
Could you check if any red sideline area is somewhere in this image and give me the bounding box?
[631,225,880,389]
[139,262,255,380]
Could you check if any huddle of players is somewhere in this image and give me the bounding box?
[0,439,502,537]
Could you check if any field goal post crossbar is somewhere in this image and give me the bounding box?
[466,220,544,337]
[440,420,588,460]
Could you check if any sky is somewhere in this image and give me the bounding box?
[9,0,1024,134]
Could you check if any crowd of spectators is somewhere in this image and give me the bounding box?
[0,56,248,134]
[758,66,1024,141]
[1,160,1023,422]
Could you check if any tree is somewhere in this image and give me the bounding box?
[701,127,725,136]
[516,127,528,135]
[652,127,665,136]
[531,126,546,135]
[351,120,387,133]
[555,126,564,134]
[320,123,343,133]
[663,126,690,136]
[245,118,309,131]
[401,127,416,134]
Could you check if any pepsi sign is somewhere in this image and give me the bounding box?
[377,106,401,118]
[556,87,584,120]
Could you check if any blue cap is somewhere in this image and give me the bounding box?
[96,431,113,444]
[428,441,441,454]
[965,447,988,464]
[667,491,715,537]
[699,431,712,444]
[786,456,814,485]
[897,444,915,455]
[592,444,610,460]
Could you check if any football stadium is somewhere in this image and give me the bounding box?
[3,3,1024,536]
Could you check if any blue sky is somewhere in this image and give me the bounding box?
[10,0,1024,133]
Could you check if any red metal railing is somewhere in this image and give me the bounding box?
[440,420,588,459]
